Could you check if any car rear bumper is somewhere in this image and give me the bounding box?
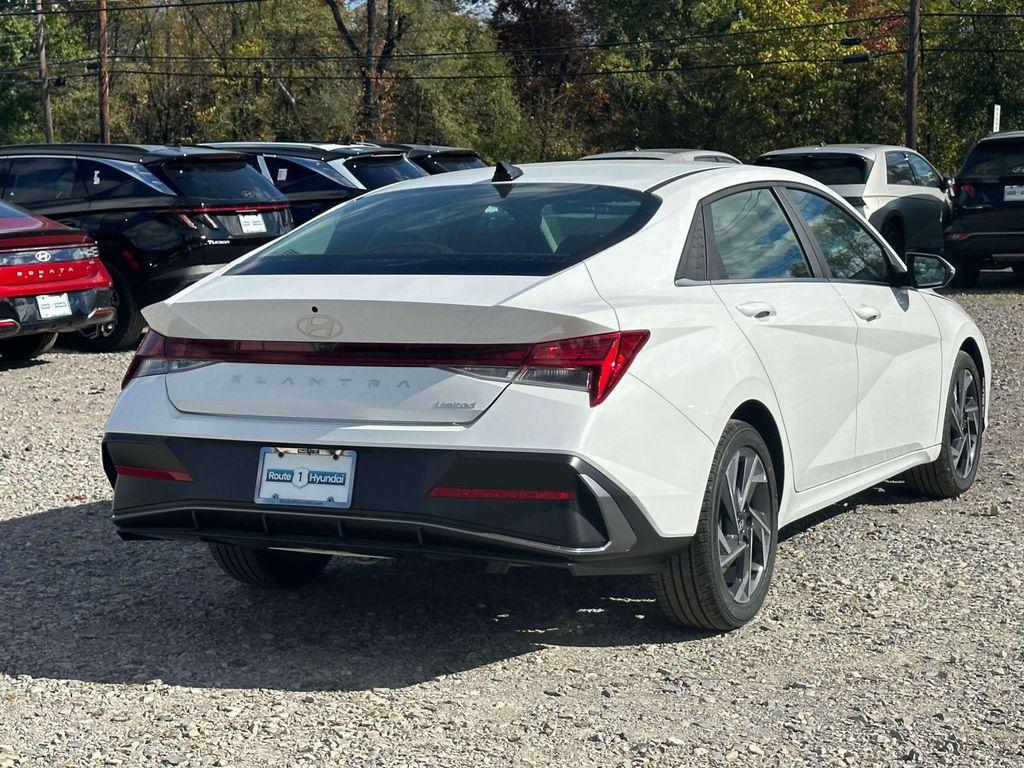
[944,229,1024,264]
[0,286,114,338]
[103,433,686,575]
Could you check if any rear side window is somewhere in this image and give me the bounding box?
[961,140,1024,178]
[78,159,156,201]
[154,160,283,202]
[424,154,487,173]
[230,183,660,276]
[344,155,427,189]
[707,188,812,280]
[886,152,916,186]
[264,156,352,195]
[754,154,869,185]
[4,157,85,206]
[786,188,891,283]
[907,154,942,187]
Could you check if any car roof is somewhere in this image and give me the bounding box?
[978,130,1024,143]
[379,142,481,159]
[582,149,740,162]
[202,142,401,161]
[0,143,241,164]
[359,159,816,196]
[757,143,912,160]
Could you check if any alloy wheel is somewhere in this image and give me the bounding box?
[716,447,772,604]
[949,369,980,480]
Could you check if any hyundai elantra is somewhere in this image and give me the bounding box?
[103,160,988,631]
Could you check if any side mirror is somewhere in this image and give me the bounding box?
[938,177,952,192]
[905,252,954,289]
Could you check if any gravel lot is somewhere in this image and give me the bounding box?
[0,274,1021,768]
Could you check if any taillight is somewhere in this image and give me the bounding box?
[121,330,650,406]
[520,331,649,405]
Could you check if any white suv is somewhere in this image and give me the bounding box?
[755,144,951,256]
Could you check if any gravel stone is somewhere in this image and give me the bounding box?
[0,274,1022,766]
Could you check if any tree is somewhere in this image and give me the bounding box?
[323,0,409,135]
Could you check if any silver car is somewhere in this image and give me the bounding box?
[582,148,741,164]
[754,144,951,256]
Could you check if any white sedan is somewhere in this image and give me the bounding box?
[104,160,989,631]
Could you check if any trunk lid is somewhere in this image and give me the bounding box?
[147,268,617,424]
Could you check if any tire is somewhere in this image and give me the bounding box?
[882,219,905,258]
[904,351,983,498]
[62,258,146,352]
[948,255,980,289]
[0,332,58,361]
[653,419,779,631]
[209,543,331,588]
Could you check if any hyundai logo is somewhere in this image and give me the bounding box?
[34,251,52,263]
[296,314,343,339]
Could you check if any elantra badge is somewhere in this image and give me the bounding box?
[296,314,343,339]
[34,251,52,262]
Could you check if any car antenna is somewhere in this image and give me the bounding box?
[492,160,523,184]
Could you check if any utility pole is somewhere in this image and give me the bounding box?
[904,0,921,149]
[33,0,54,142]
[97,0,111,143]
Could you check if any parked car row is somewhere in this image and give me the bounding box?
[598,135,1024,288]
[1,132,1018,365]
[0,140,484,355]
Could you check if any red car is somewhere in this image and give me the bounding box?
[0,201,113,361]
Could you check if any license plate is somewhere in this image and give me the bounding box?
[238,213,267,234]
[36,293,71,319]
[1004,185,1024,202]
[255,447,356,509]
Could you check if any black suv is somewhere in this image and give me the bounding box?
[203,143,427,225]
[380,142,487,174]
[0,144,292,350]
[946,130,1024,287]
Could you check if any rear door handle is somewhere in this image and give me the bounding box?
[735,302,776,320]
[854,305,882,322]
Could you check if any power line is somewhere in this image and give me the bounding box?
[0,0,261,18]
[103,52,903,82]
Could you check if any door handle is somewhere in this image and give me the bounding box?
[854,305,882,322]
[735,302,776,320]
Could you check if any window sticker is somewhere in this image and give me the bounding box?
[277,168,288,182]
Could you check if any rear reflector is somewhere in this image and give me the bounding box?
[114,465,193,482]
[121,329,650,406]
[428,486,576,501]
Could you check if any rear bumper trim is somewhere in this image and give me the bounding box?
[104,435,683,575]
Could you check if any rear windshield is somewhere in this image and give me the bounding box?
[230,183,660,276]
[961,141,1024,178]
[155,159,283,202]
[0,201,42,231]
[427,154,488,173]
[755,154,870,185]
[344,155,427,189]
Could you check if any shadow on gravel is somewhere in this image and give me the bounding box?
[0,358,47,372]
[0,477,948,692]
[779,479,919,543]
[0,501,700,692]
